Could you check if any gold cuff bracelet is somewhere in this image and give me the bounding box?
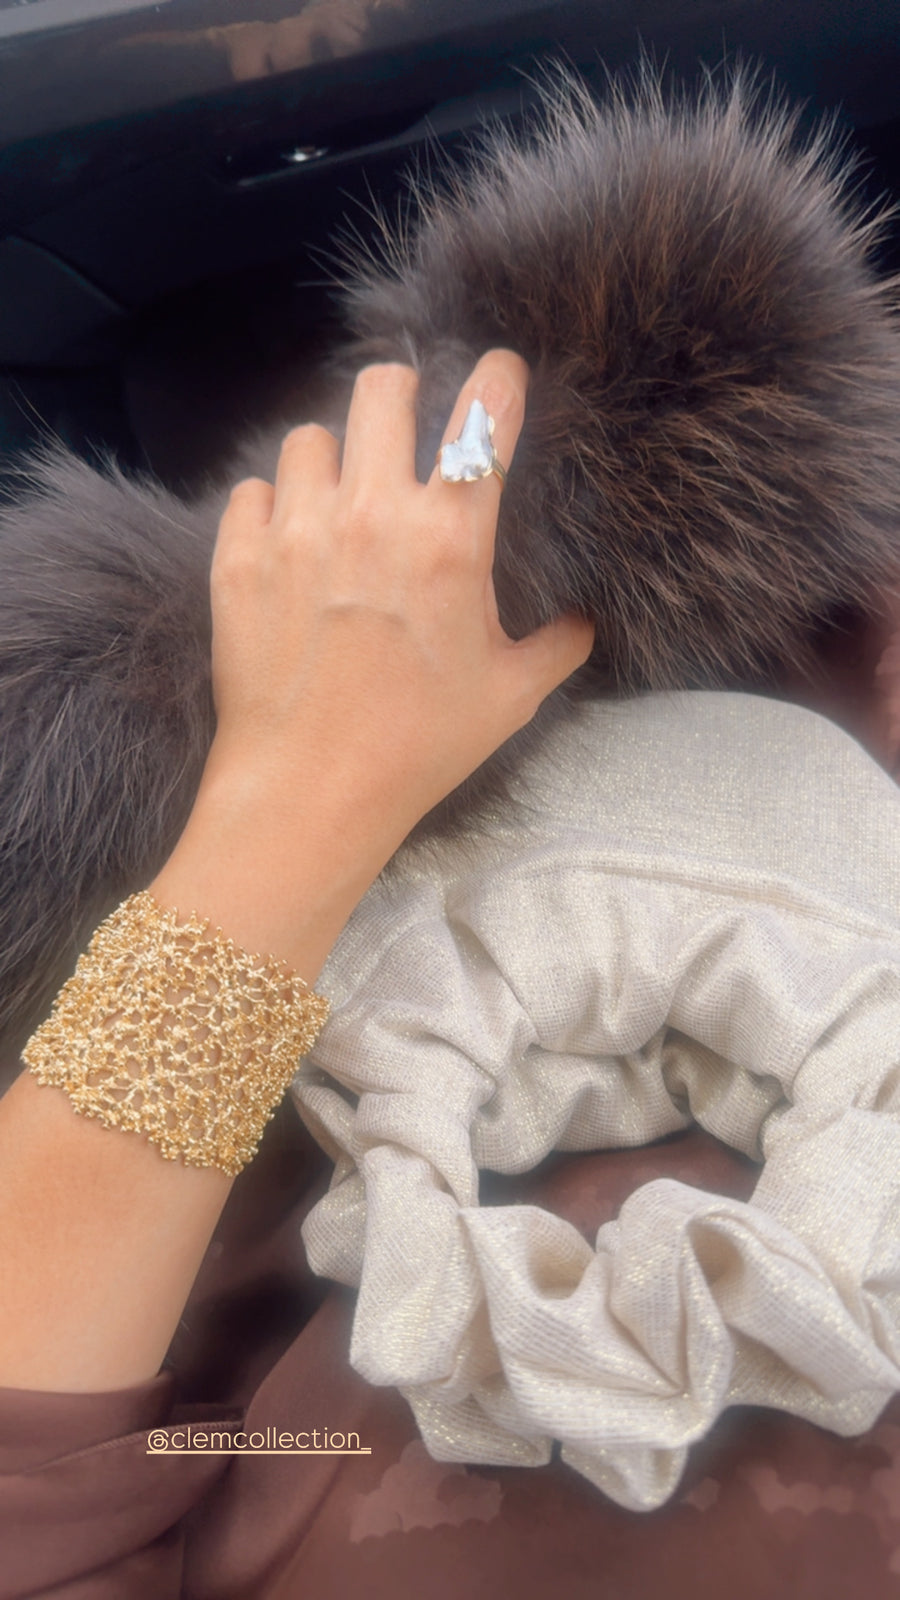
[22,890,330,1176]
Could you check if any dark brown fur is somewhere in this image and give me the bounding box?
[2,65,900,1056]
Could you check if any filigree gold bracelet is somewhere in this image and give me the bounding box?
[22,890,330,1176]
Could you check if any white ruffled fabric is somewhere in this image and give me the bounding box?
[292,692,900,1510]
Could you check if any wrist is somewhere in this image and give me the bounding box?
[149,747,400,980]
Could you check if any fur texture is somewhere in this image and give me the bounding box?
[2,66,900,1055]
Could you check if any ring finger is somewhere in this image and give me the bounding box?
[430,348,528,510]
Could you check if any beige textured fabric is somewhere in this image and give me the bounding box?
[292,692,900,1512]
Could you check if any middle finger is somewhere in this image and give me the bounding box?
[338,362,421,497]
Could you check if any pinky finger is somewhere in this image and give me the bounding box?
[211,477,275,579]
[224,476,276,525]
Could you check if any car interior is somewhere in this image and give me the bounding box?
[0,0,898,501]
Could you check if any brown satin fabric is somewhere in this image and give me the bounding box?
[4,1102,900,1599]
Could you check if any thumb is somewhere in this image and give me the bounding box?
[503,611,595,710]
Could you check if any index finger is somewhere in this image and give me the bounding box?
[429,349,529,501]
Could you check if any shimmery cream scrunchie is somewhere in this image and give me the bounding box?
[292,692,900,1511]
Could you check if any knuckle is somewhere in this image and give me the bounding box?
[211,533,256,589]
[431,524,472,572]
[430,502,484,570]
[475,377,519,429]
[465,350,529,430]
[336,492,380,544]
[427,537,478,592]
[210,554,246,597]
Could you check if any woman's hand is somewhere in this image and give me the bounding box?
[202,349,593,846]
[152,349,593,976]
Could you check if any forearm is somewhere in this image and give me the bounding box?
[0,777,391,1395]
[0,1069,231,1392]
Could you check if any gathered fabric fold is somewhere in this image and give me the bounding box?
[293,693,900,1510]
